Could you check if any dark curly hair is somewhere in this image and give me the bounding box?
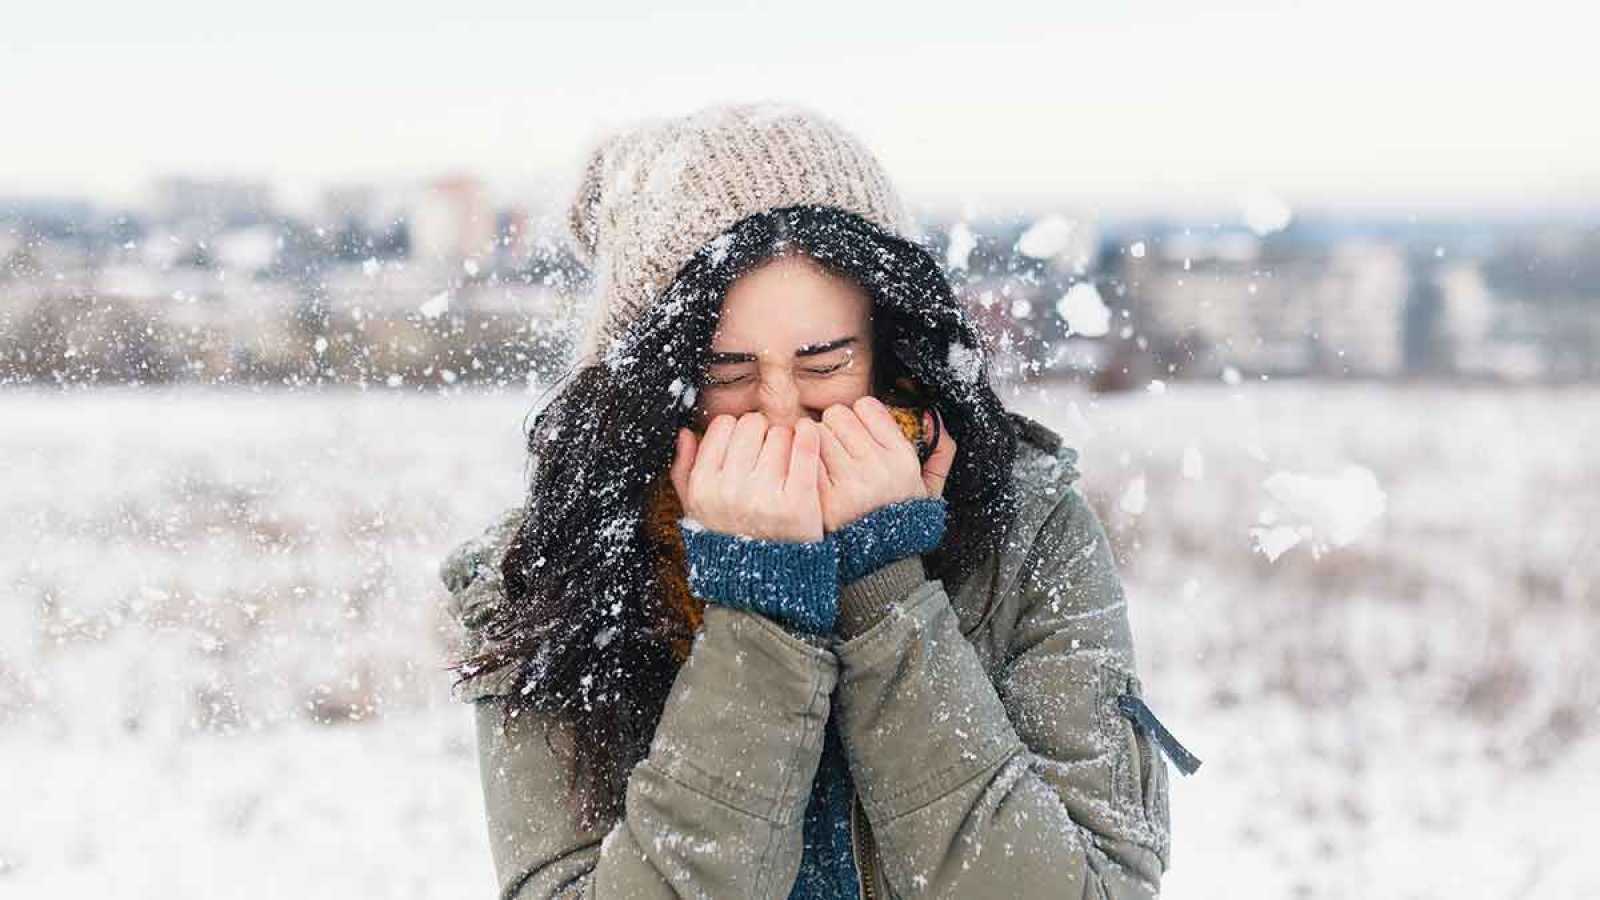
[451,204,1020,828]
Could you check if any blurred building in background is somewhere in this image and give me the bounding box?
[1,176,1597,388]
[410,175,497,266]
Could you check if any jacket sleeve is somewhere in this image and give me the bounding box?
[830,475,1172,899]
[439,512,839,899]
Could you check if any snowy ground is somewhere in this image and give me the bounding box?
[3,381,1596,898]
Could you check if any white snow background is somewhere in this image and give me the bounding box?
[2,380,1597,898]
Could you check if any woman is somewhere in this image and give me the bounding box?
[438,103,1190,899]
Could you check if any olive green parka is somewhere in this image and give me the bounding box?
[437,420,1174,899]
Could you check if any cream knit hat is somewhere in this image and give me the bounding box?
[564,101,922,362]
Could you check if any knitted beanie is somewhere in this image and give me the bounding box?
[564,101,923,362]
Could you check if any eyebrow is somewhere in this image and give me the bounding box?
[797,336,857,357]
[707,336,857,365]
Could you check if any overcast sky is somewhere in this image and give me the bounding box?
[4,0,1596,218]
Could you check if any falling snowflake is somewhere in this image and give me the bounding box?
[1016,215,1076,259]
[419,291,450,319]
[1251,465,1386,560]
[1056,283,1111,338]
[945,222,976,271]
[1242,188,1293,236]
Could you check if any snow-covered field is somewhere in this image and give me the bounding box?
[3,381,1596,898]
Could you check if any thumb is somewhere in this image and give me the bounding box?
[921,412,956,499]
[670,427,698,501]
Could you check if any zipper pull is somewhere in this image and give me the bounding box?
[1116,692,1202,775]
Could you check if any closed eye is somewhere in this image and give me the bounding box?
[801,361,848,377]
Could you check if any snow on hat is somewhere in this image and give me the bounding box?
[564,101,922,362]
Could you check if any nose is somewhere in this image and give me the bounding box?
[756,370,804,427]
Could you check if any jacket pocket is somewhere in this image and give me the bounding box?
[1100,665,1184,870]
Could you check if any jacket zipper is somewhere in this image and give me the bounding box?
[850,789,880,900]
[1116,692,1202,775]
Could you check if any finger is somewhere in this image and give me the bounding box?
[816,419,854,480]
[853,395,913,452]
[755,423,793,481]
[670,427,698,500]
[697,414,737,472]
[786,419,821,497]
[723,412,768,475]
[921,415,957,498]
[813,427,836,524]
[821,404,875,459]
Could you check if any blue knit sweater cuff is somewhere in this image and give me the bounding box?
[678,521,840,634]
[835,497,948,585]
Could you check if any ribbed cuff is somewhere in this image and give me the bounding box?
[679,521,840,634]
[834,497,948,585]
[837,555,927,638]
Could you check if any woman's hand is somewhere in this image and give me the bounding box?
[817,396,958,532]
[669,412,825,543]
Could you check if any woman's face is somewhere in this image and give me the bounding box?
[694,253,874,428]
